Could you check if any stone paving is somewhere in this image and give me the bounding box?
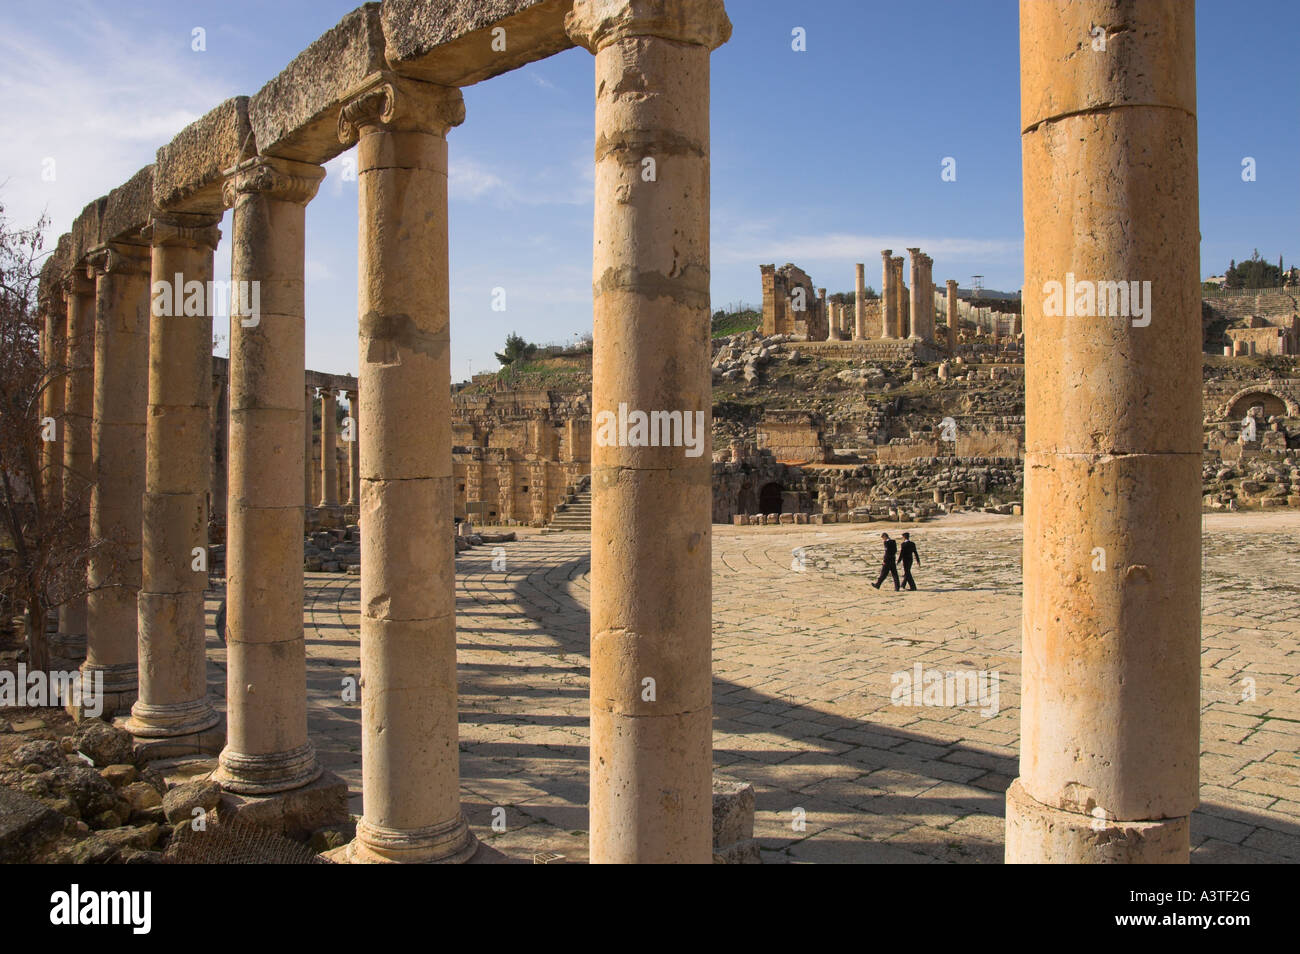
[199,511,1300,863]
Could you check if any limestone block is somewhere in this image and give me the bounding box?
[712,775,760,864]
[153,98,253,213]
[248,6,385,164]
[1005,779,1187,864]
[101,166,155,243]
[218,770,348,840]
[382,0,575,87]
[70,197,106,266]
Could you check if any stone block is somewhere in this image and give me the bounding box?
[810,513,823,524]
[794,513,807,524]
[732,515,745,526]
[711,774,760,865]
[381,0,574,87]
[101,165,155,244]
[248,4,386,165]
[0,785,68,863]
[154,97,252,213]
[217,770,349,840]
[70,196,106,266]
[778,513,794,524]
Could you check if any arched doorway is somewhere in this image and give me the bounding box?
[1228,391,1288,420]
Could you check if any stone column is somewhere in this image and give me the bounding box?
[1007,0,1201,863]
[213,155,326,795]
[209,368,228,526]
[919,254,935,341]
[907,248,922,339]
[567,0,731,865]
[339,73,474,864]
[879,249,893,339]
[81,242,151,715]
[53,270,97,661]
[125,211,223,753]
[304,385,315,512]
[345,391,360,507]
[853,263,865,340]
[41,286,67,517]
[946,279,959,352]
[892,256,906,337]
[318,388,338,508]
[816,287,826,340]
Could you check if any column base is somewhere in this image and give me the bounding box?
[124,697,222,738]
[217,769,348,840]
[116,718,225,762]
[213,741,322,795]
[346,813,478,864]
[71,662,137,720]
[1005,778,1189,864]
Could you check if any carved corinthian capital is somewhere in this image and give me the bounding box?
[141,211,222,251]
[337,71,465,145]
[221,155,326,209]
[565,0,732,52]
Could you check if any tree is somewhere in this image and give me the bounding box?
[0,203,83,672]
[494,332,537,366]
[1224,250,1283,289]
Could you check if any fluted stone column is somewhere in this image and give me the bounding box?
[41,287,67,518]
[946,278,959,352]
[892,256,906,337]
[53,271,97,661]
[907,248,922,339]
[1007,0,1201,864]
[213,156,326,795]
[853,263,865,340]
[81,242,151,715]
[345,391,360,507]
[317,388,339,509]
[567,0,731,865]
[340,73,474,864]
[125,211,222,751]
[879,249,893,339]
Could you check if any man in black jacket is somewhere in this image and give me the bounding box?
[872,532,900,590]
[899,532,920,590]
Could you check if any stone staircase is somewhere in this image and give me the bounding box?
[548,477,592,531]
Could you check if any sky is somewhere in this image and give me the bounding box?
[1,0,1296,379]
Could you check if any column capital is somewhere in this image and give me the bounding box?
[63,269,96,297]
[142,210,222,251]
[337,72,465,145]
[85,241,151,278]
[221,155,325,209]
[881,248,892,259]
[946,278,959,289]
[566,0,731,53]
[906,247,921,257]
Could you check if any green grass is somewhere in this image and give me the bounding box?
[711,309,761,338]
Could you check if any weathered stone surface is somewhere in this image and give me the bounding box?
[73,719,136,767]
[711,774,755,848]
[0,784,69,862]
[153,97,253,213]
[162,779,222,824]
[218,770,348,839]
[381,0,574,86]
[14,739,66,771]
[249,4,386,164]
[101,165,154,243]
[57,823,163,863]
[100,763,137,787]
[70,196,106,265]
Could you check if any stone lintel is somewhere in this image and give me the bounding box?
[248,3,387,165]
[69,196,107,268]
[101,165,155,245]
[382,0,575,87]
[154,97,254,214]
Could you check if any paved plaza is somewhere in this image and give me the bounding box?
[198,511,1300,863]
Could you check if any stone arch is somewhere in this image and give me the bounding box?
[1222,387,1298,421]
[758,482,784,514]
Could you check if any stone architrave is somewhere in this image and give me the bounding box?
[566,0,731,865]
[214,155,326,795]
[1007,0,1201,863]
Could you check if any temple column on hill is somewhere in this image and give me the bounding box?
[567,0,731,864]
[854,263,866,340]
[946,279,959,352]
[907,248,922,339]
[879,249,893,339]
[1007,0,1201,863]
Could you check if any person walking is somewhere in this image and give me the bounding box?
[899,531,920,591]
[872,532,900,591]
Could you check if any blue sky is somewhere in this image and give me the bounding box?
[2,0,1295,378]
